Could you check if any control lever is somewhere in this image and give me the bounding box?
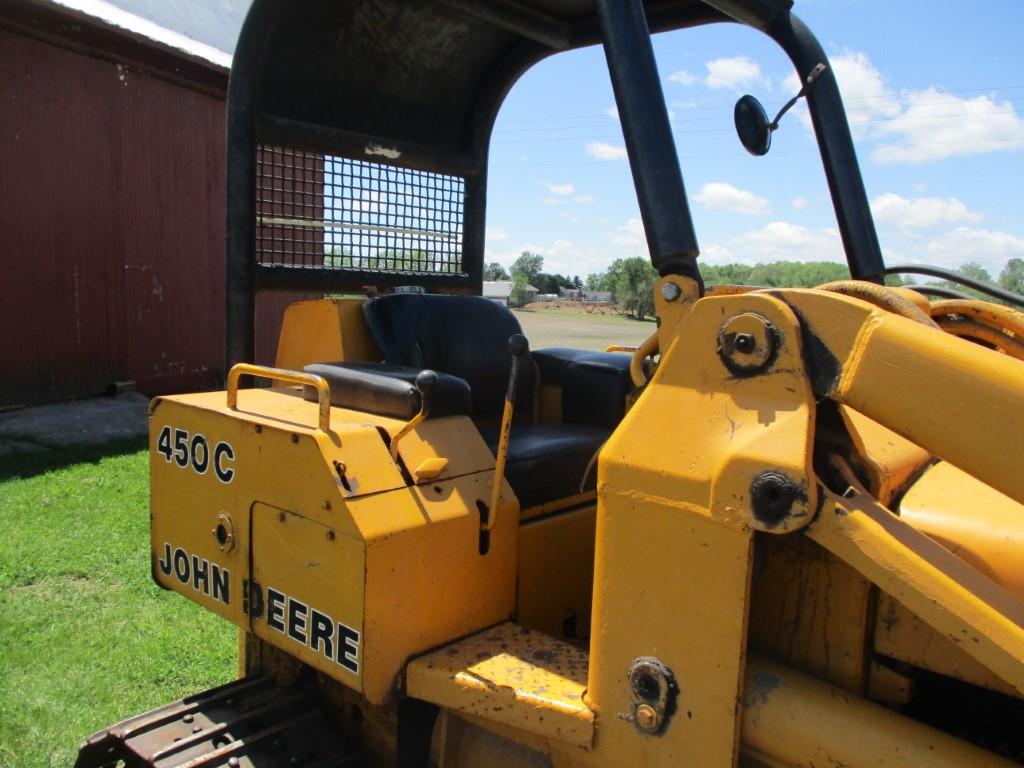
[485,334,529,532]
[389,370,438,462]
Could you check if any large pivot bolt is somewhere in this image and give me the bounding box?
[717,312,778,376]
[627,656,678,735]
[750,471,808,529]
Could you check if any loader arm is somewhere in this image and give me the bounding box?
[570,277,1024,767]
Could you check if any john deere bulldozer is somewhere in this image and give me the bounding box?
[76,0,1024,766]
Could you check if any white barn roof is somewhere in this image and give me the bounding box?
[45,0,249,67]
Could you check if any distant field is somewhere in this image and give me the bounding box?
[513,308,655,351]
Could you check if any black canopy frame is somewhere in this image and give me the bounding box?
[227,0,884,367]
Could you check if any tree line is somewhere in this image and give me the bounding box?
[488,251,1024,317]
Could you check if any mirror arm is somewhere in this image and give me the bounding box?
[770,62,826,130]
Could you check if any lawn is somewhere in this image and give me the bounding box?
[513,307,655,351]
[0,442,236,768]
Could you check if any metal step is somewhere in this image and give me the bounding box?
[75,676,362,768]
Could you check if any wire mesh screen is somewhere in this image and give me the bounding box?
[256,145,465,274]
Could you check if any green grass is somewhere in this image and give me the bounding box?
[513,309,655,352]
[0,441,235,768]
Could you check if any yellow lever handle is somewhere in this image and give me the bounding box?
[226,363,332,433]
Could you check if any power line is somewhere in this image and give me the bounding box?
[493,116,1024,146]
[494,103,1024,137]
[496,84,1024,126]
[492,135,1024,168]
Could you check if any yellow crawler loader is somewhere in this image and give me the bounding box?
[77,1,1024,766]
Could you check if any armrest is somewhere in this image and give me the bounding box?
[532,348,633,429]
[303,362,472,420]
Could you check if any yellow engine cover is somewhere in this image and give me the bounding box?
[150,387,518,704]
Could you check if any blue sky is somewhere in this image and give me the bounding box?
[483,0,1024,281]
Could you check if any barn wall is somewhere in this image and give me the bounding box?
[0,25,314,407]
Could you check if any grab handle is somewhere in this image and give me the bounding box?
[226,363,331,433]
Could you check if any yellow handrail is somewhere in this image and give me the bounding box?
[226,363,332,433]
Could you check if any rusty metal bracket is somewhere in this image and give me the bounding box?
[626,656,678,735]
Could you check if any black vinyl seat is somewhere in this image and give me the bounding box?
[362,293,612,509]
[476,422,606,510]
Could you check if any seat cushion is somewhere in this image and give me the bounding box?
[479,422,610,510]
[533,348,633,430]
[303,362,472,420]
[363,293,533,420]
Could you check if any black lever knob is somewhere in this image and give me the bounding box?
[414,369,438,418]
[507,333,529,358]
[415,369,438,397]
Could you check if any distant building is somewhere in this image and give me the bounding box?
[483,281,538,306]
[483,281,512,305]
[583,290,613,304]
[559,287,582,300]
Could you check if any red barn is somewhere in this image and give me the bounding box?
[0,0,307,407]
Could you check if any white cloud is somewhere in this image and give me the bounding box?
[732,221,844,263]
[345,189,381,213]
[669,69,698,87]
[604,105,619,120]
[832,52,902,136]
[587,141,629,160]
[542,198,562,207]
[785,51,1024,164]
[485,238,608,278]
[872,89,1024,164]
[701,242,734,264]
[545,181,575,195]
[783,51,900,139]
[925,227,1024,271]
[871,193,982,229]
[609,218,646,249]
[791,196,808,210]
[524,238,602,276]
[705,56,768,91]
[485,227,509,241]
[672,99,699,111]
[574,195,594,204]
[693,182,769,216]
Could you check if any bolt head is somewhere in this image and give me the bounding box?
[734,332,756,353]
[717,313,778,376]
[635,703,659,731]
[661,281,682,302]
[750,471,808,529]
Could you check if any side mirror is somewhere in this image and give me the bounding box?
[734,63,827,157]
[734,95,772,156]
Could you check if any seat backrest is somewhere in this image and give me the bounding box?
[362,294,533,421]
